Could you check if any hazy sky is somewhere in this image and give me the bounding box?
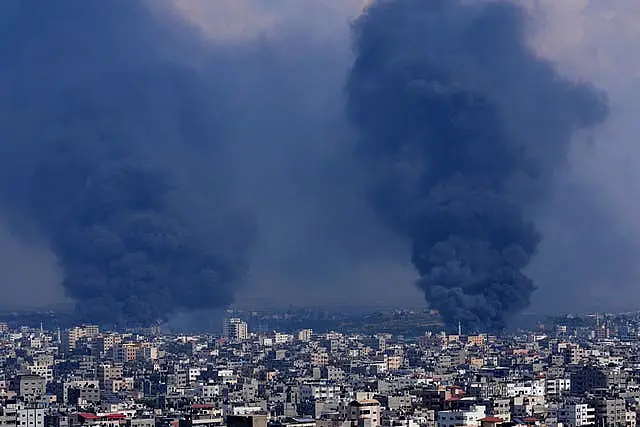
[522,0,640,312]
[2,0,639,315]
[171,0,640,314]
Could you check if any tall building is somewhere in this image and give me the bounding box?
[96,333,122,355]
[113,343,139,363]
[17,405,45,427]
[589,397,630,427]
[62,325,99,353]
[557,403,595,427]
[82,324,99,338]
[223,318,248,341]
[298,329,313,342]
[97,363,123,388]
[348,399,382,427]
[16,375,46,403]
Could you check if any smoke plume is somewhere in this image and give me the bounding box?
[0,0,631,328]
[0,1,243,326]
[347,0,609,331]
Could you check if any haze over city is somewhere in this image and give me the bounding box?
[6,4,640,427]
[0,0,639,330]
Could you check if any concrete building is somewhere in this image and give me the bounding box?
[16,376,45,403]
[17,405,45,427]
[299,381,340,402]
[113,343,139,363]
[589,397,628,427]
[347,400,381,427]
[97,364,123,387]
[0,400,18,427]
[298,330,313,342]
[545,378,571,396]
[571,366,628,395]
[67,383,100,405]
[223,319,248,341]
[227,415,267,427]
[186,404,224,427]
[557,403,595,427]
[436,405,485,427]
[26,364,53,384]
[62,325,99,353]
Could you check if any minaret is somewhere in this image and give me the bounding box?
[458,320,462,336]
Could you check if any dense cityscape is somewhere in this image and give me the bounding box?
[0,2,635,427]
[0,311,640,427]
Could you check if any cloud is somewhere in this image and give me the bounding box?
[1,0,637,316]
[175,0,420,308]
[176,0,640,314]
[175,0,366,41]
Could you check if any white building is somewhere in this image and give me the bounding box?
[274,332,292,345]
[557,403,595,427]
[299,381,341,401]
[17,406,45,427]
[505,379,545,397]
[188,367,201,383]
[216,369,237,385]
[437,405,486,427]
[545,378,571,396]
[225,405,264,416]
[199,384,221,399]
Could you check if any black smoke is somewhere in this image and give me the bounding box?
[347,0,608,331]
[0,1,243,326]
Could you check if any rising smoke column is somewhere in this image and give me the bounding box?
[347,0,608,331]
[0,1,240,325]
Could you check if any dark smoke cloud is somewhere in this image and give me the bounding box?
[347,0,608,331]
[0,0,628,327]
[0,0,416,324]
[0,1,245,326]
[209,36,415,306]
